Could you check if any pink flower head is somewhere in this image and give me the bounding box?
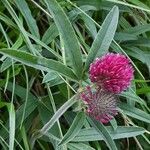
[80,86,118,124]
[89,53,134,93]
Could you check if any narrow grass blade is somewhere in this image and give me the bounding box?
[0,13,17,29]
[8,104,15,150]
[1,0,36,54]
[20,65,29,129]
[106,0,150,13]
[1,35,23,72]
[0,83,39,138]
[0,135,9,149]
[21,126,30,150]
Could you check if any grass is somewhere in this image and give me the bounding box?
[0,0,150,149]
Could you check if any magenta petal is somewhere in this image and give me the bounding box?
[80,87,118,124]
[89,53,134,93]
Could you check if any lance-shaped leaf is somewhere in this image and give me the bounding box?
[15,0,40,38]
[73,126,145,142]
[0,49,77,81]
[44,0,82,79]
[59,112,85,145]
[85,6,119,70]
[88,117,117,150]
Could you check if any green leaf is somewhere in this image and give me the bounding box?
[74,0,129,12]
[110,119,118,130]
[124,24,150,35]
[1,0,36,54]
[39,95,78,136]
[127,0,150,10]
[73,126,145,142]
[114,32,137,41]
[87,117,117,150]
[20,126,30,150]
[8,104,15,150]
[74,0,102,9]
[119,89,147,105]
[59,112,85,145]
[85,6,119,69]
[1,35,23,72]
[0,135,9,149]
[0,12,17,29]
[119,103,150,123]
[0,102,9,109]
[80,13,97,39]
[42,23,58,45]
[122,38,150,48]
[0,49,77,81]
[0,82,39,138]
[42,72,63,86]
[137,87,150,94]
[15,0,40,38]
[0,102,16,149]
[125,47,150,67]
[27,33,62,60]
[106,0,150,13]
[44,0,82,78]
[28,96,77,146]
[68,143,95,150]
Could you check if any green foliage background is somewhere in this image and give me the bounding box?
[0,0,150,149]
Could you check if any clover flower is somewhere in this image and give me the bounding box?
[89,53,134,93]
[80,86,118,124]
